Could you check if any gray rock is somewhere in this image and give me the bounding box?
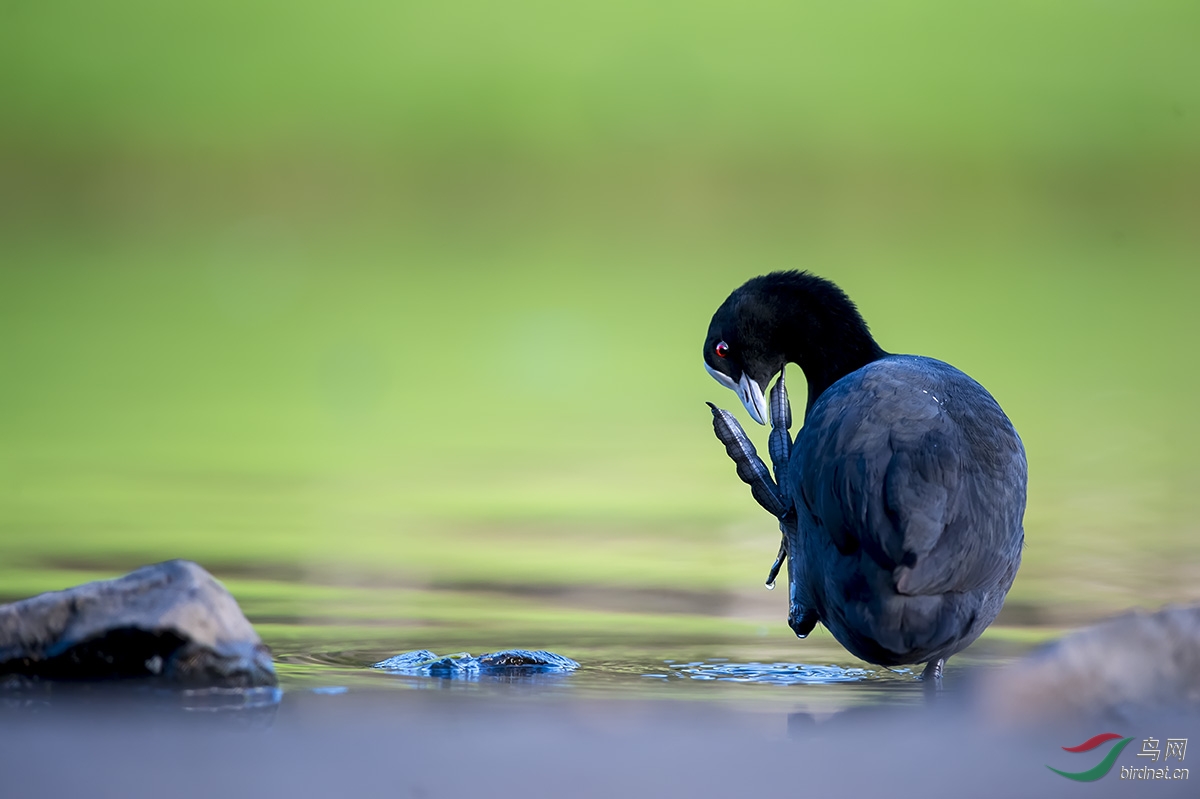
[0,560,275,688]
[983,602,1200,723]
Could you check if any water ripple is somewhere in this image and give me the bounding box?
[647,660,912,685]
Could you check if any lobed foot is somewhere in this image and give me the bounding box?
[707,403,787,518]
[709,370,801,591]
[767,367,793,487]
[709,372,821,644]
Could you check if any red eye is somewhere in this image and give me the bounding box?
[715,341,729,358]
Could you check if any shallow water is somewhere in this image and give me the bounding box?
[8,687,1187,799]
[283,645,923,695]
[648,659,897,684]
[0,554,1041,714]
[0,531,1050,729]
[247,580,1027,715]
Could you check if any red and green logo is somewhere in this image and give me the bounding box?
[1048,733,1135,781]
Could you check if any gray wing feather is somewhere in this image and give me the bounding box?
[798,360,1026,597]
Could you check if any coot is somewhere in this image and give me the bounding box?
[704,271,1026,680]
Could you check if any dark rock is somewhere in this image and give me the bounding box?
[983,602,1200,722]
[0,560,275,688]
[475,649,579,671]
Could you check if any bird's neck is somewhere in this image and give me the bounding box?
[775,306,887,417]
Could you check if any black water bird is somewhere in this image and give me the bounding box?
[703,271,1026,681]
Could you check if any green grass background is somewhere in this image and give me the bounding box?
[1,1,1198,648]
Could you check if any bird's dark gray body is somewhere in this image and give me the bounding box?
[785,355,1026,666]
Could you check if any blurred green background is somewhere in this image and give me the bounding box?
[1,1,1198,667]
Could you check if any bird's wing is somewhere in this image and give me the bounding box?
[797,366,1026,597]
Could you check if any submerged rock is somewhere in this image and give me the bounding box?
[983,602,1200,723]
[373,649,579,677]
[475,650,579,670]
[373,650,440,671]
[0,560,275,688]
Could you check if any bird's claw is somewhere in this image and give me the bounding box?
[707,369,795,520]
[707,402,788,518]
[789,601,819,638]
[767,368,793,487]
[765,539,787,588]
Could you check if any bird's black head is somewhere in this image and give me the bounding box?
[703,290,786,425]
[704,271,886,423]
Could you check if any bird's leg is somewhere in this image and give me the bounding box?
[765,369,794,586]
[707,404,787,519]
[921,657,945,688]
[761,369,818,634]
